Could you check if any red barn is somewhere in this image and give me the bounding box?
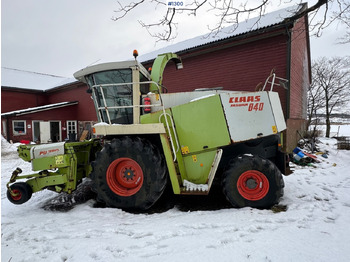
[140,3,311,152]
[1,68,97,143]
[1,4,310,152]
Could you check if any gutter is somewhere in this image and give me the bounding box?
[285,25,292,120]
[1,101,79,117]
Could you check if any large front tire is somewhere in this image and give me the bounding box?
[222,155,284,208]
[90,137,167,211]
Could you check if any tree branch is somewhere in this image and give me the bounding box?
[112,0,349,43]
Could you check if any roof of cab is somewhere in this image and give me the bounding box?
[73,60,150,83]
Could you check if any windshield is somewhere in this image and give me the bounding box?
[86,69,133,124]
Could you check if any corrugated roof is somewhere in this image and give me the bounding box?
[139,4,304,62]
[1,101,78,117]
[1,67,77,91]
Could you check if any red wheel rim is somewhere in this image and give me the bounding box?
[10,189,22,201]
[106,158,143,196]
[237,170,269,201]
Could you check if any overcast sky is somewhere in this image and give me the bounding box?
[1,0,349,77]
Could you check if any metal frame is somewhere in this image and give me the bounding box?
[93,79,180,164]
[93,81,160,124]
[8,139,100,195]
[262,73,288,91]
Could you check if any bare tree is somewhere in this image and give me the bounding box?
[311,56,350,137]
[307,77,325,138]
[112,0,350,42]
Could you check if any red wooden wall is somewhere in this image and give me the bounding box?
[1,90,46,112]
[157,30,289,116]
[47,83,97,121]
[289,16,310,120]
[1,82,97,142]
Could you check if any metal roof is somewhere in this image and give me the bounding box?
[1,67,77,92]
[139,4,305,62]
[73,60,151,83]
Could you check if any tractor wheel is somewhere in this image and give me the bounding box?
[7,182,33,205]
[90,136,167,211]
[222,155,284,209]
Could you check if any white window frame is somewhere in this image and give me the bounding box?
[12,120,26,136]
[67,120,77,135]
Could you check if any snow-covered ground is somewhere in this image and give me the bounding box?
[1,136,350,262]
[312,124,350,137]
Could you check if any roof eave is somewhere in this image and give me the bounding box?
[1,101,79,117]
[1,86,45,93]
[45,80,81,93]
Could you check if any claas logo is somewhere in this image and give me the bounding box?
[39,149,59,155]
[229,95,261,103]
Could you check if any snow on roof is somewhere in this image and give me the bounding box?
[1,101,78,117]
[1,67,77,91]
[139,4,303,62]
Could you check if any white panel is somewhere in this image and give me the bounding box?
[220,92,278,142]
[268,92,287,132]
[39,122,50,143]
[30,142,65,159]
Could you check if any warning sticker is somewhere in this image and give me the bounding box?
[55,155,64,165]
[192,155,197,162]
[181,146,190,155]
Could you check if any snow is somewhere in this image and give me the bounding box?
[190,94,216,102]
[183,179,209,192]
[330,125,350,137]
[139,4,301,62]
[1,136,350,262]
[93,122,110,127]
[1,67,76,91]
[310,124,350,137]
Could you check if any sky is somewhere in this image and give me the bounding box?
[1,0,349,77]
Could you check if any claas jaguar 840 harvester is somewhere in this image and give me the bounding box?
[7,51,288,211]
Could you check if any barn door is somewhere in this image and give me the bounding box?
[39,122,50,143]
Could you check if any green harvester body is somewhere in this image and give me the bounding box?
[7,52,288,210]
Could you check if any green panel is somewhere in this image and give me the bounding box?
[171,95,231,153]
[182,150,217,184]
[32,154,71,171]
[27,174,67,193]
[141,109,188,184]
[160,134,181,194]
[140,108,171,124]
[150,53,182,93]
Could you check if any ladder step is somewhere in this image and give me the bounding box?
[182,180,209,193]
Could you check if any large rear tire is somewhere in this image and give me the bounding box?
[90,137,167,211]
[222,155,284,208]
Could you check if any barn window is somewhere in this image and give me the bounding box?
[67,121,77,135]
[13,120,26,135]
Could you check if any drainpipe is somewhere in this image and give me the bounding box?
[285,25,292,120]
